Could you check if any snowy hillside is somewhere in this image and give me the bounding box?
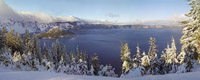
[0,17,78,34]
[0,68,200,80]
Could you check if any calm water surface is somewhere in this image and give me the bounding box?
[40,28,183,74]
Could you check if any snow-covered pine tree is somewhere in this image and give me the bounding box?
[68,51,79,74]
[177,52,186,64]
[0,48,13,68]
[76,51,89,75]
[159,51,167,74]
[90,53,100,76]
[135,45,141,68]
[29,35,42,70]
[4,30,14,51]
[16,32,23,53]
[148,37,157,60]
[56,39,62,63]
[171,37,177,60]
[132,45,141,69]
[170,37,178,73]
[62,45,70,65]
[51,42,58,70]
[76,46,80,62]
[4,30,21,54]
[41,55,47,70]
[140,51,150,75]
[121,42,131,74]
[78,60,89,75]
[23,29,30,47]
[164,43,172,73]
[39,42,52,71]
[180,0,200,72]
[70,51,76,64]
[147,37,159,75]
[141,51,150,69]
[43,42,52,62]
[13,51,22,70]
[83,51,90,70]
[0,28,6,49]
[57,55,66,73]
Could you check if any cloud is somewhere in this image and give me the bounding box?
[18,11,79,22]
[121,14,189,25]
[0,0,79,23]
[0,0,21,19]
[105,13,120,18]
[168,14,189,22]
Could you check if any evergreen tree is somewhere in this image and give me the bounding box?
[148,37,157,60]
[57,55,66,73]
[135,45,141,67]
[62,45,70,65]
[52,42,57,65]
[43,42,52,62]
[16,32,23,53]
[141,51,150,68]
[159,51,167,74]
[0,30,6,49]
[28,35,41,70]
[23,29,30,47]
[70,51,76,64]
[177,52,186,64]
[0,48,13,68]
[91,53,100,76]
[147,37,159,75]
[180,0,200,71]
[13,51,22,70]
[56,39,62,63]
[5,30,23,54]
[78,58,89,75]
[76,46,80,62]
[170,37,178,73]
[121,42,131,74]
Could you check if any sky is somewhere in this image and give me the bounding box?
[2,0,190,24]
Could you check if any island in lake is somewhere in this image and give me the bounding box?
[37,27,76,39]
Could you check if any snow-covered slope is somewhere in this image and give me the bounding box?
[0,68,200,80]
[0,17,78,34]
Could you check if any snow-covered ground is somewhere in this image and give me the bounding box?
[0,68,200,80]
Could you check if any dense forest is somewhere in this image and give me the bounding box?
[0,27,117,77]
[120,0,200,77]
[0,0,200,78]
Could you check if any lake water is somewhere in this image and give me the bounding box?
[39,28,183,74]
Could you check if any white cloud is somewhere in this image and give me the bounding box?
[168,14,189,22]
[105,13,120,18]
[18,11,79,23]
[0,0,21,19]
[0,0,79,23]
[120,14,189,25]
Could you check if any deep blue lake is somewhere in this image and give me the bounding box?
[39,28,183,74]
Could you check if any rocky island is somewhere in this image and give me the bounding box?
[37,27,76,39]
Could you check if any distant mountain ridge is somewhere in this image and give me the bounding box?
[0,17,182,34]
[0,17,83,34]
